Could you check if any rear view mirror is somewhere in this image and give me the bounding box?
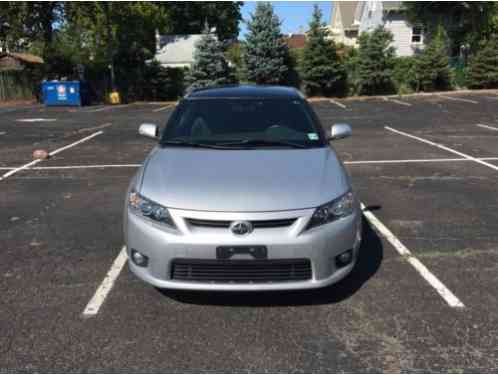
[139,123,159,139]
[329,124,352,141]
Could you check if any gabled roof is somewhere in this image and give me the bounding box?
[331,1,360,31]
[154,34,204,66]
[0,52,44,64]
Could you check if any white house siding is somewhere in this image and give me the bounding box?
[356,1,424,57]
[384,13,423,57]
[358,1,383,34]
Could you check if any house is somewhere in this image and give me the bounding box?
[328,1,362,47]
[329,1,424,56]
[283,34,306,49]
[152,32,205,68]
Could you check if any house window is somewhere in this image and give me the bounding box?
[412,26,423,43]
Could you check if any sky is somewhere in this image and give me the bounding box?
[239,1,334,38]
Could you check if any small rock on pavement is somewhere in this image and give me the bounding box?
[33,149,49,160]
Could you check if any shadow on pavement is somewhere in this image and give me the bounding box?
[159,215,383,306]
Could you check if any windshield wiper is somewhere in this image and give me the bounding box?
[160,140,231,149]
[215,139,308,149]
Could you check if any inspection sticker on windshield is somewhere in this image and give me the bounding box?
[308,133,319,140]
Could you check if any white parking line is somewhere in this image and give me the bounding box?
[438,95,478,104]
[16,118,57,123]
[345,157,498,165]
[385,126,498,172]
[5,157,498,171]
[382,97,412,106]
[329,99,347,109]
[82,246,128,317]
[476,123,498,132]
[0,164,141,171]
[0,131,104,181]
[86,104,129,113]
[153,104,173,112]
[76,122,113,133]
[361,203,465,308]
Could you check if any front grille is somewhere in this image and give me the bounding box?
[171,258,312,283]
[186,218,296,228]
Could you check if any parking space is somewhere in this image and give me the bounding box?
[1,92,498,371]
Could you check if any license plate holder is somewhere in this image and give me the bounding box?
[216,245,268,260]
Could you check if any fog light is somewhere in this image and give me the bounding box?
[131,249,149,267]
[336,249,353,268]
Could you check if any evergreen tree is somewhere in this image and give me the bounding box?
[357,27,396,95]
[413,25,451,91]
[186,25,236,92]
[301,5,346,96]
[243,2,289,84]
[466,35,498,89]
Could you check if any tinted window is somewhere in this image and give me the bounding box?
[162,98,324,147]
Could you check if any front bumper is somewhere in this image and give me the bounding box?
[124,206,362,291]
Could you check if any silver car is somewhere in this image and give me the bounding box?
[124,85,362,291]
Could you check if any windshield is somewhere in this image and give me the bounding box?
[160,98,325,148]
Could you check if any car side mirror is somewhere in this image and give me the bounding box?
[329,124,352,141]
[139,123,159,139]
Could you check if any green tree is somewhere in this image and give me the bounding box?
[186,26,237,92]
[0,2,63,63]
[63,2,165,99]
[301,5,346,96]
[142,60,185,100]
[0,3,28,51]
[466,36,498,89]
[403,2,498,53]
[357,27,396,95]
[157,2,242,41]
[413,25,452,91]
[243,2,289,84]
[225,42,244,81]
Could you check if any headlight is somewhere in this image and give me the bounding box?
[128,190,176,228]
[306,191,355,230]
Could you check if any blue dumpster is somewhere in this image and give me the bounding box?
[42,81,87,106]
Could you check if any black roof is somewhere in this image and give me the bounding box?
[186,85,303,99]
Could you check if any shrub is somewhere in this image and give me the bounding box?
[300,5,346,97]
[466,35,498,89]
[143,61,185,101]
[357,27,396,95]
[412,25,452,91]
[342,46,360,96]
[393,56,417,93]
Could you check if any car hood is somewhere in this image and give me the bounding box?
[140,147,350,212]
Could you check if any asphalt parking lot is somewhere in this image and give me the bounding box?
[1,92,498,372]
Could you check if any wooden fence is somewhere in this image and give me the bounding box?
[0,70,36,101]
